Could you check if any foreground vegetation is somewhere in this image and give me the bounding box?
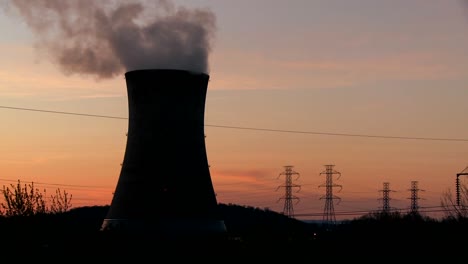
[0,204,466,260]
[0,180,466,260]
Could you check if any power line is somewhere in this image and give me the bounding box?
[295,209,450,217]
[1,105,468,142]
[0,178,110,189]
[0,176,454,219]
[294,205,454,217]
[0,105,127,120]
[205,124,468,142]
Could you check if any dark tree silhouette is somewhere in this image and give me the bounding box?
[0,179,72,216]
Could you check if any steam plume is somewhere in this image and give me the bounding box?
[5,0,216,78]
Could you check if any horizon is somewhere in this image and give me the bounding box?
[0,0,468,222]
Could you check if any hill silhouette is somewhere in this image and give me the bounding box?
[0,203,466,260]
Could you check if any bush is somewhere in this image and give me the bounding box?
[0,179,72,216]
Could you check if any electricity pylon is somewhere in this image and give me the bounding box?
[319,164,342,225]
[456,165,468,206]
[276,165,301,218]
[408,181,424,215]
[379,182,396,214]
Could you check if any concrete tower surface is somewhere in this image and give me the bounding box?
[101,69,226,238]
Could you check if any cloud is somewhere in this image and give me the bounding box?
[210,49,463,90]
[211,168,276,191]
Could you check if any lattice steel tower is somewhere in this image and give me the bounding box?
[379,182,395,214]
[408,181,424,214]
[276,165,301,218]
[319,164,342,225]
[456,165,468,206]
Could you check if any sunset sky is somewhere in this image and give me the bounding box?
[0,0,468,221]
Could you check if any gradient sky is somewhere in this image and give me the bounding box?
[1,0,468,221]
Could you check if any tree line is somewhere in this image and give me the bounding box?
[0,179,466,259]
[0,178,467,220]
[0,179,72,216]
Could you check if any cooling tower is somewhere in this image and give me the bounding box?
[101,69,226,237]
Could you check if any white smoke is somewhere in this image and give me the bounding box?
[3,0,216,78]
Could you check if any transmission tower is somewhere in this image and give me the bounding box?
[407,181,424,214]
[456,165,468,206]
[379,182,395,214]
[276,165,301,218]
[319,164,342,225]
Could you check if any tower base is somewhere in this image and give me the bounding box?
[101,217,227,238]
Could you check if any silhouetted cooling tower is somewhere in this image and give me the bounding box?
[101,69,226,237]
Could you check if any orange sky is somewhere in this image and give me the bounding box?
[1,0,468,221]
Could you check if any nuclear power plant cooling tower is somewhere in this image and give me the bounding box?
[101,69,226,237]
